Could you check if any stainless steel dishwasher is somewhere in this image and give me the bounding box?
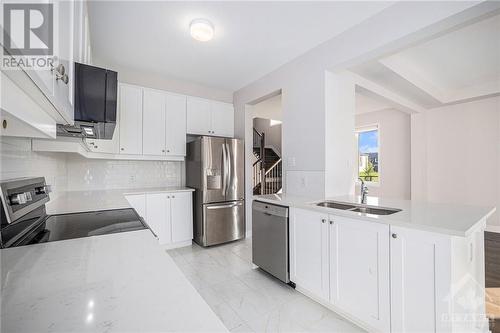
[252,201,292,285]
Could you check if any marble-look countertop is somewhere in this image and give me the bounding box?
[1,230,227,332]
[46,186,195,215]
[254,194,496,237]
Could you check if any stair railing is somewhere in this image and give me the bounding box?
[263,158,282,194]
[252,128,266,195]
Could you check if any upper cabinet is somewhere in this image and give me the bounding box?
[143,89,166,156]
[165,93,187,156]
[119,84,143,155]
[2,0,94,140]
[211,101,234,138]
[186,97,211,135]
[187,97,234,137]
[142,89,187,156]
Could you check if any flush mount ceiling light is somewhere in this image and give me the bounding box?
[190,18,214,42]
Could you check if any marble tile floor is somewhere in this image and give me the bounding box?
[167,238,365,333]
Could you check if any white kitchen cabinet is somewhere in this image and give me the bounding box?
[329,215,390,332]
[3,0,76,125]
[125,194,146,219]
[186,97,211,135]
[146,193,171,244]
[142,90,187,157]
[170,192,193,243]
[143,89,167,156]
[211,101,234,137]
[145,191,193,246]
[53,0,76,121]
[390,226,452,333]
[290,208,329,301]
[187,97,234,137]
[165,93,187,156]
[119,84,143,155]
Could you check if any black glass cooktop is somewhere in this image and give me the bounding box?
[10,208,148,247]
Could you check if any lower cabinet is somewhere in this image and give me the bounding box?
[290,208,330,301]
[125,194,146,218]
[329,216,390,332]
[390,226,451,333]
[126,191,193,248]
[289,208,486,333]
[170,192,193,244]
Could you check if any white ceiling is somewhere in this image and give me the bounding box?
[351,13,500,109]
[87,1,392,91]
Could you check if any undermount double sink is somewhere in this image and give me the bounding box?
[316,201,402,216]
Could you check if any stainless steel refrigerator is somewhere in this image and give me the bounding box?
[186,136,245,247]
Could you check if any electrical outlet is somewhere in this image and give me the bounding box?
[300,176,306,188]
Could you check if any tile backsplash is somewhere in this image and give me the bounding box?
[0,137,68,193]
[0,137,184,193]
[66,155,183,191]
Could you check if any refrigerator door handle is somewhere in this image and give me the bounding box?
[206,202,244,210]
[225,142,232,197]
[221,142,228,196]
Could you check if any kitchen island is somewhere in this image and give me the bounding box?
[1,186,227,332]
[254,194,496,333]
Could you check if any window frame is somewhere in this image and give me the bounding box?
[355,124,380,187]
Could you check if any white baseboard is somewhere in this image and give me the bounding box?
[161,240,192,250]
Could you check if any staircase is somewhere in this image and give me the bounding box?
[253,128,282,195]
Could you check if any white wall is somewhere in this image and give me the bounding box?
[93,59,233,103]
[355,108,411,199]
[234,1,489,234]
[253,118,282,156]
[252,94,282,121]
[412,96,500,228]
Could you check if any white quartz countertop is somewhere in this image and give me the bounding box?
[254,194,496,237]
[1,230,227,333]
[46,186,194,215]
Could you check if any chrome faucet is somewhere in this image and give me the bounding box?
[359,178,368,204]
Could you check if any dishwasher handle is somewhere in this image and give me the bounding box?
[253,201,288,218]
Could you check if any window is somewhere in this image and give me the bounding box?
[356,125,379,183]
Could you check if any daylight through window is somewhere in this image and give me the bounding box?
[356,125,379,183]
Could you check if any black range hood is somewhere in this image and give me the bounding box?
[57,63,117,140]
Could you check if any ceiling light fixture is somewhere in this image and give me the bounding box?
[190,18,214,42]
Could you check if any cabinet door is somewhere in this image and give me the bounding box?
[119,85,143,155]
[329,215,390,332]
[125,194,146,219]
[143,89,166,155]
[165,93,187,156]
[210,102,234,137]
[390,226,451,333]
[186,97,211,135]
[145,193,171,245]
[290,208,329,300]
[170,192,193,243]
[53,0,75,122]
